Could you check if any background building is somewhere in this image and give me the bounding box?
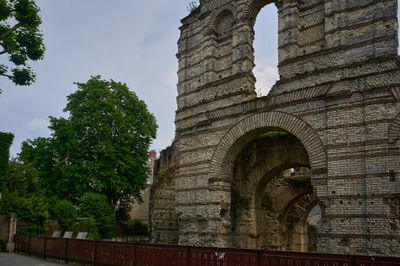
[129,150,157,224]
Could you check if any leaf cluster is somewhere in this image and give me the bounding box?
[0,0,45,88]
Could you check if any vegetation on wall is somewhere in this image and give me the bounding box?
[258,131,289,139]
[186,1,198,13]
[152,165,175,189]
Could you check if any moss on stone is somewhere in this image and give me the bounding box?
[152,165,175,189]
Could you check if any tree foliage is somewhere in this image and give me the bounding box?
[78,192,115,240]
[0,132,13,192]
[0,0,45,89]
[21,76,158,220]
[0,159,48,234]
[47,197,77,232]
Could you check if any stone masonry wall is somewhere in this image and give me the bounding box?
[151,0,400,256]
[149,146,178,244]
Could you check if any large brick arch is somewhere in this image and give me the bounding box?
[209,111,327,185]
[242,0,277,25]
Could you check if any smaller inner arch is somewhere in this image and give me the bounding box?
[229,129,318,251]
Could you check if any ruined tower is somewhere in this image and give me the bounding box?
[151,0,400,256]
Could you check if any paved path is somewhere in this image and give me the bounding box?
[0,252,66,266]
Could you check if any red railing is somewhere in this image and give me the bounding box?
[14,235,400,266]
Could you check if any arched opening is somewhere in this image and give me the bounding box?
[215,10,235,39]
[253,4,279,97]
[228,129,319,251]
[306,205,321,252]
[208,111,327,251]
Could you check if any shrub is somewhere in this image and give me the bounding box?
[115,204,130,226]
[48,198,77,232]
[1,192,49,235]
[0,161,49,235]
[78,192,116,239]
[0,239,7,252]
[125,219,149,237]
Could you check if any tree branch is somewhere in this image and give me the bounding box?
[0,72,13,79]
[0,23,21,41]
[0,45,23,55]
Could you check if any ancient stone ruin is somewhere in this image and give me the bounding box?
[150,0,400,256]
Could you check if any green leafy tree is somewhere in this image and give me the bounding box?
[21,76,157,222]
[78,192,115,239]
[0,0,45,89]
[0,132,13,192]
[0,159,48,235]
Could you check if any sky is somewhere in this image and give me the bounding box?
[0,1,285,158]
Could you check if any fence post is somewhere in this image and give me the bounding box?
[186,246,191,266]
[6,213,17,252]
[94,240,98,266]
[13,235,17,253]
[65,238,69,264]
[134,243,137,266]
[257,250,262,266]
[43,237,47,259]
[28,235,31,257]
[350,255,357,266]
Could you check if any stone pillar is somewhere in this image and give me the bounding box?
[6,213,17,252]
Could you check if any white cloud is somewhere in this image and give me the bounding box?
[254,58,279,97]
[26,118,50,134]
[165,71,178,94]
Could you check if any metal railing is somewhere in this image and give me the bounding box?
[14,235,400,266]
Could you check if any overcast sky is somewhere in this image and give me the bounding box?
[0,1,315,157]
